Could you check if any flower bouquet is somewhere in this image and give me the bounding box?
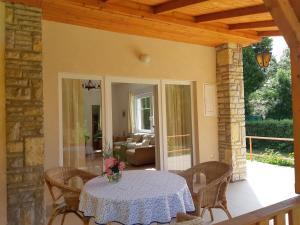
[103,147,126,183]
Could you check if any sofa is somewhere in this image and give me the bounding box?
[126,145,155,166]
[113,133,156,166]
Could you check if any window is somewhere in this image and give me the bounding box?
[135,94,153,132]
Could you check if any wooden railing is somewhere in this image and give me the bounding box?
[215,196,300,225]
[246,136,294,161]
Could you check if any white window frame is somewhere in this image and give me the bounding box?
[134,92,154,133]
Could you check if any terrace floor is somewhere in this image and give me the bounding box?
[49,161,297,225]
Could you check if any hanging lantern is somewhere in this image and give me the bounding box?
[255,51,271,69]
[252,38,272,69]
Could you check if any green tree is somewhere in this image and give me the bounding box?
[249,47,292,119]
[243,37,273,116]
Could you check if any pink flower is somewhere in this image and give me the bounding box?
[105,157,116,170]
[105,168,113,176]
[119,161,126,171]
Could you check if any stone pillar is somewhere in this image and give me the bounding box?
[5,3,44,225]
[216,43,246,181]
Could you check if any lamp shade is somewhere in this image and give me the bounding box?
[256,51,271,68]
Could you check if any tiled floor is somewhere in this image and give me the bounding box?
[49,161,297,225]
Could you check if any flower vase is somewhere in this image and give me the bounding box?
[107,172,122,183]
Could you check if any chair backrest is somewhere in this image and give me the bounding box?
[180,161,232,208]
[44,167,84,203]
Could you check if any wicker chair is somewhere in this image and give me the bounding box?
[176,213,203,225]
[179,161,233,221]
[44,167,97,225]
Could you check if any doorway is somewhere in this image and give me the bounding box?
[59,75,196,173]
[162,82,195,171]
[111,82,158,170]
[60,77,103,175]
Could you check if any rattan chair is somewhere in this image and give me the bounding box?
[179,161,233,221]
[44,167,97,225]
[175,213,203,225]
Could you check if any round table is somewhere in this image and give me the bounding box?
[79,170,195,225]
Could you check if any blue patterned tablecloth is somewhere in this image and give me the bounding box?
[79,170,195,225]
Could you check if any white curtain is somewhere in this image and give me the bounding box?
[128,91,135,134]
[62,79,86,168]
[165,84,193,171]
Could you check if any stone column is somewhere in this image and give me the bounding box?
[216,43,246,181]
[5,3,44,225]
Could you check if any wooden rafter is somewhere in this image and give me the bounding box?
[257,30,281,36]
[153,0,208,14]
[195,4,268,23]
[2,0,262,46]
[229,20,276,30]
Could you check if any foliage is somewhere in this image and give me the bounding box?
[243,37,273,115]
[247,149,294,167]
[246,119,293,153]
[252,37,273,54]
[248,48,292,119]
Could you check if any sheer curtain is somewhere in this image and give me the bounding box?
[128,91,135,134]
[165,84,193,171]
[62,79,86,168]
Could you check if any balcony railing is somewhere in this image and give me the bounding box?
[246,136,294,161]
[215,196,300,225]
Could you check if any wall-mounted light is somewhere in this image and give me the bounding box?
[139,54,151,64]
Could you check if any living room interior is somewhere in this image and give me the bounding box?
[111,82,157,170]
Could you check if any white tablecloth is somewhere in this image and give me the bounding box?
[79,170,195,225]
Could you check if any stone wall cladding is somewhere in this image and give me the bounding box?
[216,43,247,181]
[5,3,44,225]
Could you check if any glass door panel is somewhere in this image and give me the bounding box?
[62,78,102,175]
[165,84,193,171]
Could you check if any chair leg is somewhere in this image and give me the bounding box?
[200,207,207,218]
[220,203,232,219]
[61,213,67,225]
[47,214,56,225]
[83,218,90,225]
[48,209,60,225]
[208,208,214,221]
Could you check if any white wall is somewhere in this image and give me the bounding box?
[43,20,218,171]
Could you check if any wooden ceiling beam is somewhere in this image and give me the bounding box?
[257,30,282,36]
[289,0,300,22]
[2,0,262,46]
[195,4,268,23]
[229,20,276,30]
[153,0,209,14]
[45,0,260,45]
[264,0,300,46]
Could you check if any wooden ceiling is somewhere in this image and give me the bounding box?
[4,0,281,46]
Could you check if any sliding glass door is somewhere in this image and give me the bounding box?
[61,78,103,174]
[164,83,193,171]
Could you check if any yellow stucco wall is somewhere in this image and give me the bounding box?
[42,20,219,170]
[0,2,7,224]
